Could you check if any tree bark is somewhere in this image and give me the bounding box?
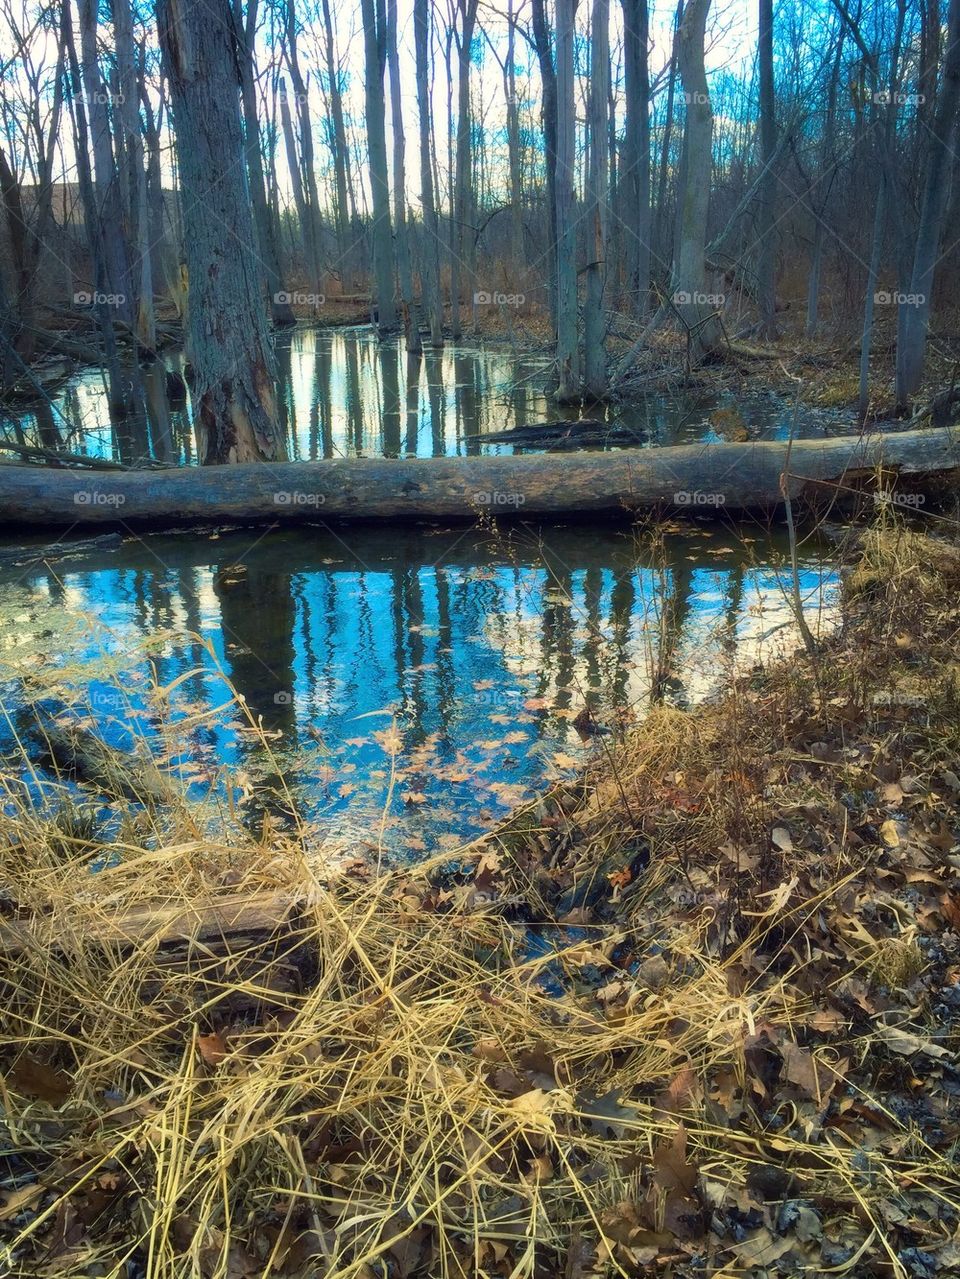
[673,0,724,357]
[531,0,559,332]
[756,0,778,339]
[386,0,423,351]
[620,0,651,313]
[360,0,398,332]
[234,0,295,327]
[157,0,284,464]
[554,0,580,401]
[320,0,354,284]
[583,0,610,398]
[895,0,960,408]
[449,0,479,339]
[3,428,957,527]
[77,0,135,327]
[414,0,444,345]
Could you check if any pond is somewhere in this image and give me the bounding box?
[0,330,844,854]
[0,521,839,857]
[2,326,851,467]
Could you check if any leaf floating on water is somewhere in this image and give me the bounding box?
[372,725,404,755]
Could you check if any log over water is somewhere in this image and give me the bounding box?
[0,428,956,529]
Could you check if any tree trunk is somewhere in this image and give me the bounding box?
[386,0,423,351]
[157,0,284,464]
[62,0,141,424]
[583,0,610,398]
[3,427,957,527]
[554,0,580,401]
[77,0,135,327]
[673,0,724,357]
[284,0,325,308]
[652,0,683,273]
[531,0,559,333]
[234,0,295,327]
[449,0,479,339]
[895,0,960,408]
[756,0,778,339]
[621,0,651,313]
[360,0,398,332]
[414,0,444,346]
[320,0,354,285]
[805,25,843,337]
[505,0,524,268]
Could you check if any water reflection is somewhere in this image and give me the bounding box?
[1,328,847,466]
[0,523,838,855]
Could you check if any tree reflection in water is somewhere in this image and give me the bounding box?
[0,523,838,854]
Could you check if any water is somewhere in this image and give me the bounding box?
[0,522,838,855]
[1,326,850,466]
[0,331,842,852]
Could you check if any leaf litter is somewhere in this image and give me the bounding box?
[0,523,959,1276]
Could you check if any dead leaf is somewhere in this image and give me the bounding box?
[197,1033,228,1067]
[9,1055,72,1104]
[0,1183,43,1222]
[772,825,793,853]
[653,1123,698,1195]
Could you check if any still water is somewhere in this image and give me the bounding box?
[0,330,842,852]
[2,326,848,466]
[0,523,838,855]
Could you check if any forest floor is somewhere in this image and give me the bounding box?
[2,514,960,1278]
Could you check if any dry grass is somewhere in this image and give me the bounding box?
[2,516,960,1277]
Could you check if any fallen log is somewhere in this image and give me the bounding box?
[22,709,178,805]
[0,890,316,1020]
[0,427,957,528]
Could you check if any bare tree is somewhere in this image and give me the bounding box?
[158,0,284,463]
[895,0,960,407]
[756,0,777,338]
[673,0,723,358]
[620,0,650,313]
[360,0,398,331]
[554,0,579,401]
[414,0,444,345]
[234,0,295,327]
[583,0,610,398]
